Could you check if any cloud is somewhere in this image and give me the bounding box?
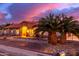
[3,3,79,23]
[8,3,62,22]
[8,3,41,21]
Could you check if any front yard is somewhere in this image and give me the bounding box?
[0,36,78,56]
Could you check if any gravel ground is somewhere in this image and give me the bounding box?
[0,39,50,55]
[0,39,78,56]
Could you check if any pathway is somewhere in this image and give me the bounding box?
[0,44,49,56]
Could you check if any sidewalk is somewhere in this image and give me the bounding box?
[0,44,49,56]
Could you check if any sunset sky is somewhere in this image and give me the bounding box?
[0,3,79,24]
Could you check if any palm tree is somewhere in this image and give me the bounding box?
[35,14,61,45]
[59,14,79,44]
[35,13,79,45]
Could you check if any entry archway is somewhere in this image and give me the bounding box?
[21,26,28,38]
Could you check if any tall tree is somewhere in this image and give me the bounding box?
[35,14,61,45]
[59,14,79,44]
[35,13,79,45]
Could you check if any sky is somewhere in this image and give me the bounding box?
[0,3,79,24]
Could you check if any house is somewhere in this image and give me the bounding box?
[0,21,38,38]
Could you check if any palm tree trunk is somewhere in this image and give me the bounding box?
[48,32,52,43]
[59,34,66,44]
[48,32,58,45]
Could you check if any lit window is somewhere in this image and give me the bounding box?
[16,29,19,35]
